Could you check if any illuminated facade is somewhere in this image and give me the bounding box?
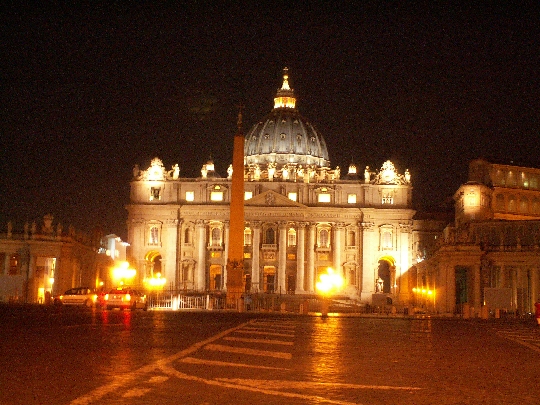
[0,215,114,303]
[126,69,415,304]
[412,159,540,315]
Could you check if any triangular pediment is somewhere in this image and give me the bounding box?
[245,190,306,208]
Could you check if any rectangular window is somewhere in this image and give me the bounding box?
[185,191,194,201]
[9,254,19,275]
[150,187,161,201]
[288,192,297,201]
[210,191,223,201]
[149,227,159,246]
[382,195,393,204]
[244,229,252,246]
[318,193,331,203]
[288,232,296,247]
[347,194,357,204]
[244,191,253,200]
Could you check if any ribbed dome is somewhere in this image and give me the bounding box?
[244,68,330,169]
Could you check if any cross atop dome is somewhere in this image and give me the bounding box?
[273,67,296,109]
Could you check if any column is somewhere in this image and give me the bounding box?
[398,222,413,302]
[296,222,306,293]
[163,219,178,286]
[531,266,539,307]
[499,264,506,288]
[278,222,287,294]
[333,223,345,277]
[360,222,376,301]
[306,223,316,293]
[473,264,481,315]
[195,220,206,291]
[252,222,261,292]
[443,262,456,315]
[223,221,230,289]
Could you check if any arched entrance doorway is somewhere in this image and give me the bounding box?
[377,256,396,294]
[145,251,162,278]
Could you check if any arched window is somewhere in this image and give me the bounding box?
[508,196,517,212]
[495,194,505,211]
[244,228,252,246]
[288,228,297,247]
[184,227,192,244]
[519,197,529,213]
[532,198,540,215]
[382,231,392,249]
[9,254,20,275]
[319,229,329,248]
[211,227,221,246]
[265,228,275,244]
[347,230,356,247]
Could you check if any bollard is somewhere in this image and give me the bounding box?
[481,305,489,319]
[463,303,470,319]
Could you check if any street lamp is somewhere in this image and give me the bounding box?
[316,267,344,317]
[111,261,137,286]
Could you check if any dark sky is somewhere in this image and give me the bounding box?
[2,2,540,240]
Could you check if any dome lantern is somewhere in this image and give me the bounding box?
[273,67,296,110]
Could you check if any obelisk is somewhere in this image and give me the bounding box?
[226,108,245,308]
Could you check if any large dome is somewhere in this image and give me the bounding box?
[244,68,330,169]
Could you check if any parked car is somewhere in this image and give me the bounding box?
[53,287,98,307]
[104,287,147,311]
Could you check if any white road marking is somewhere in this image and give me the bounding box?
[204,343,293,359]
[69,320,254,405]
[217,378,423,391]
[234,329,294,337]
[180,356,287,370]
[224,336,294,345]
[148,375,169,383]
[122,387,152,398]
[160,364,365,405]
[497,331,540,354]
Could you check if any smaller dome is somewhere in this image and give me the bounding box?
[201,159,221,179]
[344,162,359,180]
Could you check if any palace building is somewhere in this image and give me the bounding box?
[126,69,416,304]
[412,159,540,316]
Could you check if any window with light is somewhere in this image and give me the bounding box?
[244,191,253,200]
[185,191,194,201]
[318,193,331,203]
[288,192,297,201]
[288,228,297,246]
[210,191,223,201]
[150,187,161,201]
[319,229,330,248]
[348,194,357,204]
[211,227,221,246]
[244,228,252,246]
[149,226,159,246]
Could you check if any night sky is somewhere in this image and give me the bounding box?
[2,2,539,240]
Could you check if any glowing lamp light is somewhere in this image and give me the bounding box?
[112,261,137,282]
[316,267,344,296]
[144,272,167,289]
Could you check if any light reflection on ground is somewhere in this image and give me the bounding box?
[306,317,343,383]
